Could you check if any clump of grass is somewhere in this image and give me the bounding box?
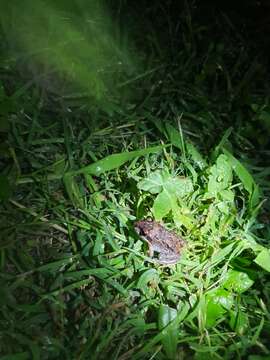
[1,122,269,358]
[1,1,270,359]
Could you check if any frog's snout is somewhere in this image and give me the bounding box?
[134,223,142,235]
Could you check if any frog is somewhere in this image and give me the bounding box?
[134,220,186,265]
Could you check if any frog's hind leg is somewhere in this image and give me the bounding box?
[158,253,179,265]
[142,238,154,258]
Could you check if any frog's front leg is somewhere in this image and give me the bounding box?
[147,242,154,257]
[139,236,154,258]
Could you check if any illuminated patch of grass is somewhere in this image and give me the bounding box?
[1,120,270,358]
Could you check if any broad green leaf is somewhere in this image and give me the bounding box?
[158,304,178,328]
[205,300,226,327]
[208,289,234,310]
[207,154,232,196]
[224,150,253,193]
[223,270,254,293]
[137,269,159,294]
[139,170,193,220]
[217,201,230,214]
[70,145,165,176]
[173,211,194,230]
[206,289,234,327]
[133,302,189,360]
[229,310,249,335]
[166,177,193,198]
[254,249,270,272]
[153,190,176,220]
[223,149,260,209]
[138,170,193,198]
[137,170,164,194]
[186,141,207,169]
[200,203,220,235]
[158,305,178,360]
[219,189,234,201]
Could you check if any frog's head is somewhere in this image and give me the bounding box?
[134,220,154,236]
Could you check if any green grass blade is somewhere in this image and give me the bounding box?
[223,149,260,210]
[70,145,166,176]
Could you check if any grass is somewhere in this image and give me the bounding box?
[1,1,270,359]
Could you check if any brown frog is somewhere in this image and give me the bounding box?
[134,220,186,265]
